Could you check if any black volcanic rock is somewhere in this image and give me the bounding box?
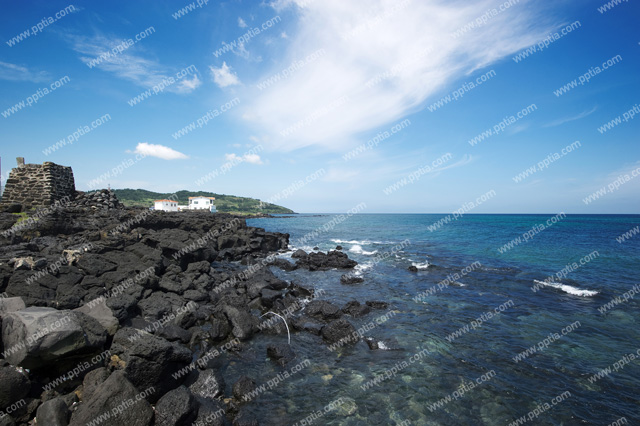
[291,249,308,259]
[295,250,357,271]
[154,386,198,426]
[0,362,31,410]
[305,300,342,322]
[110,328,192,402]
[0,206,292,422]
[69,371,153,426]
[321,318,358,345]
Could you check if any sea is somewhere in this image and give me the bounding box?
[221,213,640,425]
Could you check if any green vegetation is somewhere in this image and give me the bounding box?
[111,189,295,214]
[11,212,29,223]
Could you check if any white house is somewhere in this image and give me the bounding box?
[154,199,178,212]
[189,196,217,213]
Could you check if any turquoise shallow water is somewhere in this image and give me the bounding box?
[230,214,640,425]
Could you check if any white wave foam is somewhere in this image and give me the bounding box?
[533,280,599,297]
[332,239,368,245]
[349,245,378,255]
[353,262,373,276]
[411,261,430,270]
[331,239,387,245]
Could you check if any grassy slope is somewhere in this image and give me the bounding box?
[111,189,295,214]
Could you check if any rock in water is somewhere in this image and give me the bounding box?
[69,371,154,426]
[321,318,358,345]
[223,306,258,341]
[267,343,296,366]
[291,249,308,259]
[233,376,257,401]
[340,274,364,285]
[342,301,370,317]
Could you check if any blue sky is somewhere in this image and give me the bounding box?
[1,0,638,213]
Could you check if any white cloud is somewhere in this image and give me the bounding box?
[238,17,248,28]
[133,142,188,160]
[224,153,263,164]
[0,61,49,82]
[175,74,202,93]
[544,107,597,128]
[243,153,263,164]
[242,0,557,151]
[210,62,241,88]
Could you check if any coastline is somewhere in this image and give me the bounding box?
[0,196,367,425]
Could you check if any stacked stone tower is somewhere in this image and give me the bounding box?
[1,158,76,208]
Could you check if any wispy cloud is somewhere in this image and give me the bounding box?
[132,142,188,160]
[544,106,597,128]
[242,0,557,152]
[69,34,200,94]
[210,62,241,88]
[238,17,248,28]
[0,61,49,83]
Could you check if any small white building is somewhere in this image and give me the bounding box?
[154,199,178,212]
[189,196,217,213]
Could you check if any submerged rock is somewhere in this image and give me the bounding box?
[267,343,296,366]
[366,301,388,310]
[233,376,257,401]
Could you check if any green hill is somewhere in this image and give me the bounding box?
[111,189,295,214]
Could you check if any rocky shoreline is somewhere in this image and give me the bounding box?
[0,192,379,425]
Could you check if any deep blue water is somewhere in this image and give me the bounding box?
[233,214,640,425]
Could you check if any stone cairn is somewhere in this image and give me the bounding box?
[1,158,75,209]
[1,158,124,211]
